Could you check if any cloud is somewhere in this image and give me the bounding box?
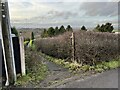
[47,10,78,19]
[8,0,119,2]
[8,1,118,29]
[80,2,118,17]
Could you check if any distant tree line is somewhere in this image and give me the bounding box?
[80,22,114,33]
[41,25,73,38]
[94,22,114,33]
[41,22,114,38]
[11,26,18,36]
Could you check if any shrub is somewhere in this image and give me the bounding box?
[74,31,119,65]
[35,32,72,60]
[11,26,18,36]
[15,50,48,86]
[35,31,120,65]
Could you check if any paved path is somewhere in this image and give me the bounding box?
[36,54,75,88]
[55,68,119,88]
[38,54,119,88]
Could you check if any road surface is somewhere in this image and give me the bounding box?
[55,68,119,88]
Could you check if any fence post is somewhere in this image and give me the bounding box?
[19,36,26,76]
[71,32,75,62]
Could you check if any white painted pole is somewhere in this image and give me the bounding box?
[19,36,26,76]
[7,1,16,82]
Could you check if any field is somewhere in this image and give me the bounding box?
[17,28,44,40]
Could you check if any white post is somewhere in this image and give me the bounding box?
[19,36,26,76]
[70,32,75,62]
[6,1,17,82]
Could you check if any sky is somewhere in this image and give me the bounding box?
[8,0,119,29]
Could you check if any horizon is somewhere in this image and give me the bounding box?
[8,1,118,29]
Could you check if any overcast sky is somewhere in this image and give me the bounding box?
[8,0,119,29]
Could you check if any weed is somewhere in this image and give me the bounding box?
[41,52,120,73]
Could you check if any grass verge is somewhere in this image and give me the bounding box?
[40,52,120,73]
[15,50,48,86]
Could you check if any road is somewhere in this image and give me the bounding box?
[55,68,119,88]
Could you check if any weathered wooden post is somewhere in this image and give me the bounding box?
[1,1,16,85]
[0,1,9,86]
[70,32,75,62]
[19,35,26,76]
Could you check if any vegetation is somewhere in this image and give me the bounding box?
[41,29,48,38]
[47,27,55,37]
[15,49,48,86]
[59,25,66,34]
[41,25,73,38]
[31,32,35,40]
[66,25,73,32]
[11,26,18,36]
[36,32,72,59]
[54,26,59,35]
[24,38,30,42]
[81,25,87,31]
[35,31,120,65]
[40,52,82,72]
[112,30,120,33]
[41,52,120,73]
[94,22,114,32]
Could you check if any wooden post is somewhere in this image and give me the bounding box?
[1,1,16,85]
[19,36,26,76]
[0,1,9,86]
[71,32,75,62]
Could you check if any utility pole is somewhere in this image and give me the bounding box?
[0,0,9,86]
[1,0,16,85]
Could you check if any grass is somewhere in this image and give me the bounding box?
[15,50,48,86]
[94,60,120,72]
[40,52,82,72]
[15,64,48,86]
[41,52,120,73]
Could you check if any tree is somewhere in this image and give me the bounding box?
[66,25,73,32]
[59,25,66,34]
[96,23,114,33]
[11,26,18,36]
[94,24,100,32]
[104,23,114,32]
[31,32,34,40]
[81,26,87,31]
[41,29,48,38]
[54,26,59,35]
[47,27,55,37]
[99,24,105,32]
[95,24,100,29]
